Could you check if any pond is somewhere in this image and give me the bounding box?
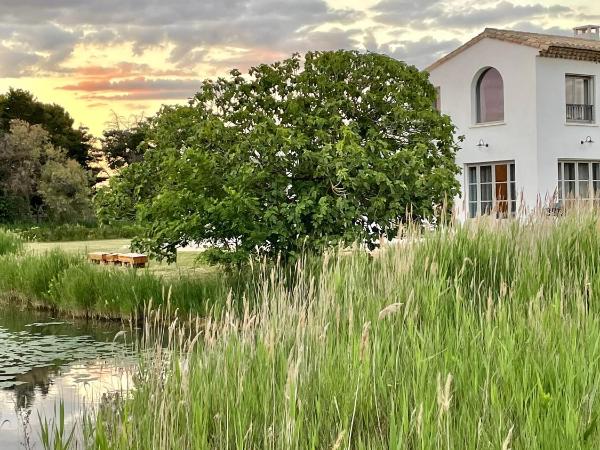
[0,308,135,449]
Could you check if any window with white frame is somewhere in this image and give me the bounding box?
[557,161,600,202]
[467,162,516,218]
[565,75,595,123]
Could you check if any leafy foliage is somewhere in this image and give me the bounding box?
[0,120,92,222]
[101,51,461,264]
[38,148,93,222]
[0,88,93,166]
[100,116,149,170]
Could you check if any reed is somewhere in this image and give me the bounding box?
[0,246,243,319]
[0,228,24,256]
[59,211,600,449]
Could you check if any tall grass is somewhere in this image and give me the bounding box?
[0,228,24,255]
[0,248,240,318]
[74,212,600,449]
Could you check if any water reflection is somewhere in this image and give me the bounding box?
[0,308,134,449]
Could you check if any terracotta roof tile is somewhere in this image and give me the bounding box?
[426,28,600,71]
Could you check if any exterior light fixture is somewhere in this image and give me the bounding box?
[581,136,594,145]
[476,139,489,148]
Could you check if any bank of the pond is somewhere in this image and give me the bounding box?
[0,230,243,319]
[59,213,600,449]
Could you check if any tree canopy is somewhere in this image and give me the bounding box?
[0,88,93,166]
[97,50,461,264]
[0,120,92,222]
[100,115,149,170]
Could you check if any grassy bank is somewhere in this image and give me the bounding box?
[0,230,235,319]
[57,213,600,449]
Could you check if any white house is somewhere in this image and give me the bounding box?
[427,25,600,219]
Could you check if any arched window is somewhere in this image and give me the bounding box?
[475,68,504,123]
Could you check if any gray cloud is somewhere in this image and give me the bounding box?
[0,0,595,102]
[0,44,40,77]
[434,1,571,29]
[371,0,443,26]
[0,0,363,75]
[366,34,462,68]
[371,0,573,31]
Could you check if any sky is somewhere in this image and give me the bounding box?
[0,0,599,137]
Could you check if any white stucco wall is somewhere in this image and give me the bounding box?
[535,57,600,201]
[429,38,540,217]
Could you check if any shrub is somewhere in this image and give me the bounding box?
[15,223,142,242]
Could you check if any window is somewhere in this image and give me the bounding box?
[557,160,600,203]
[566,75,594,122]
[475,68,504,123]
[433,86,441,112]
[467,162,516,218]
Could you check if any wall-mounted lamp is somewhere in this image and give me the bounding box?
[581,136,594,145]
[476,139,489,148]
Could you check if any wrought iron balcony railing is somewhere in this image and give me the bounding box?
[566,103,595,122]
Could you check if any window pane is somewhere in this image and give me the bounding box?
[593,163,600,180]
[469,202,478,218]
[580,181,591,198]
[480,165,492,183]
[566,76,575,104]
[510,164,515,182]
[496,183,508,201]
[510,182,516,202]
[579,163,589,180]
[594,180,600,198]
[564,163,575,180]
[496,201,509,217]
[434,87,441,111]
[481,183,492,204]
[469,184,478,202]
[565,181,576,198]
[558,163,562,182]
[477,68,504,123]
[495,164,508,183]
[558,181,563,201]
[468,166,477,184]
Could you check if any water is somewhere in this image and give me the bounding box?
[0,308,135,449]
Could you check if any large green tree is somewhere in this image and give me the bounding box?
[100,51,461,264]
[0,88,93,166]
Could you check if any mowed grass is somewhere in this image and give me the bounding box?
[64,212,600,450]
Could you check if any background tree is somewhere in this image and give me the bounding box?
[0,88,93,166]
[38,147,93,222]
[0,120,91,222]
[0,121,49,220]
[100,50,461,264]
[99,114,149,170]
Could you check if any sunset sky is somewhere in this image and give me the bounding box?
[1,0,599,137]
